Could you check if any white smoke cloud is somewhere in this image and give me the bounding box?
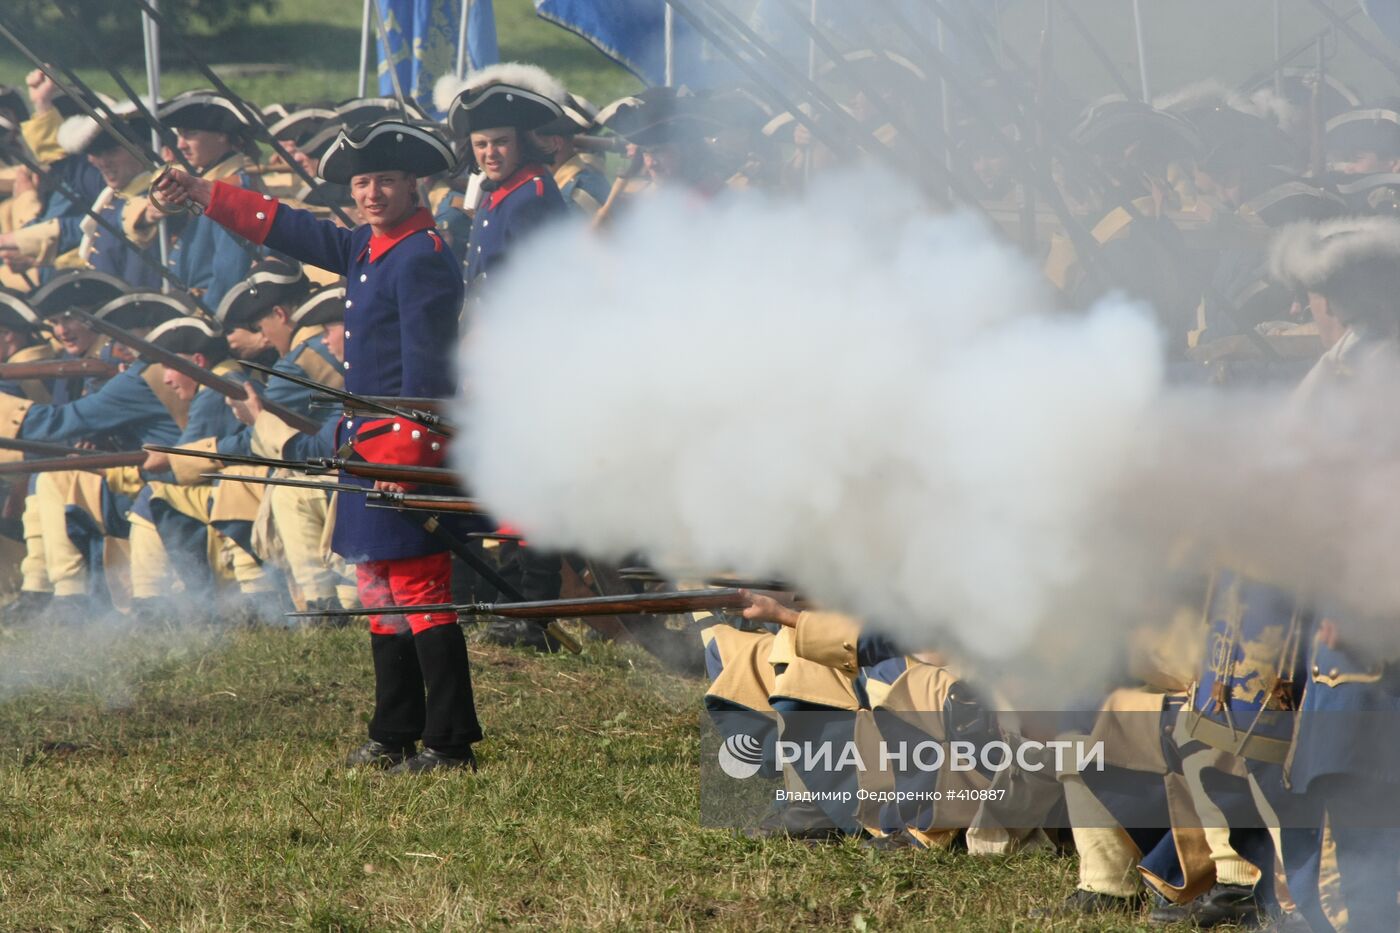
[458,169,1169,659]
[454,165,1400,690]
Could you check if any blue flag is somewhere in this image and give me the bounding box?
[533,0,724,88]
[378,0,501,115]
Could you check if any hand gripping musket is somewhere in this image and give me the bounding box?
[196,470,474,506]
[0,450,147,475]
[238,360,455,435]
[151,443,463,487]
[288,588,749,623]
[71,312,322,435]
[0,359,121,382]
[128,0,358,229]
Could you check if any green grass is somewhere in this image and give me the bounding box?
[0,0,639,111]
[0,617,1218,931]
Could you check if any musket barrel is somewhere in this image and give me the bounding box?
[0,359,121,381]
[0,450,147,476]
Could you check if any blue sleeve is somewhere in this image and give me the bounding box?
[263,202,356,277]
[56,215,85,254]
[396,247,461,399]
[262,356,315,417]
[180,384,243,445]
[202,226,259,308]
[20,369,169,444]
[280,415,340,461]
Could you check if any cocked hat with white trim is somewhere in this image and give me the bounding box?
[30,270,128,319]
[439,63,566,138]
[0,288,41,336]
[317,119,456,185]
[159,90,250,137]
[148,315,230,363]
[215,257,314,330]
[94,291,197,331]
[289,286,347,329]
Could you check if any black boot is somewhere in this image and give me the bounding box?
[305,596,351,629]
[2,590,51,627]
[413,623,482,756]
[1148,883,1260,928]
[50,594,93,627]
[368,632,425,749]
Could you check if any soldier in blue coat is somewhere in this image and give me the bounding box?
[152,118,480,773]
[149,92,263,306]
[442,65,570,290]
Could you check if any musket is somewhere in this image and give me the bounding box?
[151,442,463,487]
[619,566,796,591]
[0,450,146,475]
[365,493,485,515]
[287,588,749,622]
[0,436,105,458]
[0,358,120,381]
[239,360,454,434]
[71,311,321,434]
[50,0,200,176]
[196,470,468,509]
[129,0,359,229]
[311,394,450,417]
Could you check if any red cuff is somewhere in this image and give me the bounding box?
[205,181,279,245]
[348,417,449,468]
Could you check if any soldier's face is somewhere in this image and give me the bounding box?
[225,326,271,359]
[175,128,233,171]
[349,171,417,230]
[88,147,145,192]
[471,127,522,183]
[50,316,95,356]
[323,322,345,363]
[162,355,202,401]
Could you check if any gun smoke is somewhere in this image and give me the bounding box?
[456,167,1400,694]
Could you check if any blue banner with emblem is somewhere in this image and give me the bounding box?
[378,0,501,115]
[532,0,727,88]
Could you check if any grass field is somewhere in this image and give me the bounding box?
[0,616,1224,931]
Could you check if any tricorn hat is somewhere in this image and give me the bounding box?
[1325,109,1400,161]
[317,119,456,185]
[440,63,566,138]
[94,291,197,330]
[148,315,229,363]
[159,90,250,137]
[57,100,150,158]
[215,257,314,330]
[536,92,600,136]
[0,288,41,336]
[0,85,27,123]
[1269,216,1400,322]
[289,286,347,329]
[30,270,128,319]
[598,87,721,149]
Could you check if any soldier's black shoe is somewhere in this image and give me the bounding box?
[387,747,477,774]
[743,800,847,842]
[1029,888,1145,920]
[305,596,351,629]
[482,617,558,652]
[2,590,51,626]
[50,594,94,627]
[1148,883,1260,928]
[345,740,415,768]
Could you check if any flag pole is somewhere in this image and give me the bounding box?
[1132,0,1151,101]
[140,0,170,290]
[456,0,472,78]
[358,0,372,96]
[664,5,676,86]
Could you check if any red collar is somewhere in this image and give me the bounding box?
[364,208,435,263]
[486,165,548,211]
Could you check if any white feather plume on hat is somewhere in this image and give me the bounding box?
[57,101,139,156]
[1269,216,1400,292]
[1154,79,1297,130]
[433,62,566,113]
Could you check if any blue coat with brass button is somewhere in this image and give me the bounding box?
[465,164,568,288]
[204,181,461,563]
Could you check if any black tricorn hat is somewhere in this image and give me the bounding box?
[0,288,41,336]
[289,286,347,329]
[148,315,229,362]
[442,64,567,138]
[30,270,128,319]
[159,90,250,137]
[94,291,197,330]
[1241,179,1348,227]
[598,87,721,149]
[335,97,428,128]
[58,101,150,158]
[215,257,313,330]
[536,93,600,137]
[1325,109,1400,160]
[268,107,338,146]
[317,119,456,185]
